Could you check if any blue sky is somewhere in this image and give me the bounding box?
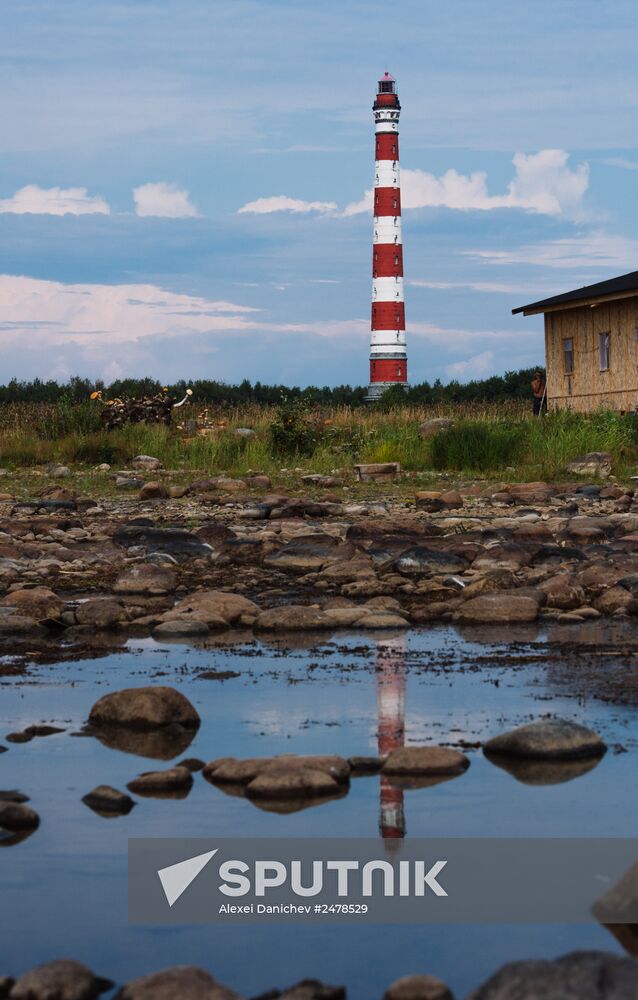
[2,0,638,386]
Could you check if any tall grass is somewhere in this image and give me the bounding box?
[0,400,636,481]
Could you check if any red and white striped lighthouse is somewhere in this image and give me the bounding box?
[367,71,408,401]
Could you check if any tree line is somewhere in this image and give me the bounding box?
[0,368,544,407]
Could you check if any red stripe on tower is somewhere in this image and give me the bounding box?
[367,71,408,401]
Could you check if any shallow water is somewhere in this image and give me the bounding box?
[1,624,636,997]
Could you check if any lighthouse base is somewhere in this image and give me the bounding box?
[365,382,408,403]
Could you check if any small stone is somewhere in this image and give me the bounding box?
[484,718,607,760]
[82,785,135,815]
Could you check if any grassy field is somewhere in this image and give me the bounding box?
[0,399,637,485]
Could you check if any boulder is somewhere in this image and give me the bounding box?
[567,452,613,478]
[254,606,331,631]
[205,754,350,787]
[382,747,469,777]
[418,417,455,438]
[505,482,553,504]
[88,686,200,730]
[153,620,211,638]
[246,767,340,800]
[74,598,128,628]
[139,481,168,501]
[165,590,259,626]
[393,547,469,577]
[264,542,346,574]
[275,980,346,999]
[0,801,40,830]
[113,564,177,595]
[538,574,586,610]
[383,974,454,1000]
[467,950,638,999]
[594,586,635,615]
[353,462,400,482]
[453,594,539,624]
[484,718,607,760]
[113,525,213,557]
[132,455,163,471]
[127,766,193,796]
[114,966,239,1000]
[9,960,112,1000]
[4,586,64,622]
[82,785,135,815]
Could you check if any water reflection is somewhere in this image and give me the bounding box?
[376,635,407,839]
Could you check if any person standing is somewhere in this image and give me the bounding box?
[531,370,546,415]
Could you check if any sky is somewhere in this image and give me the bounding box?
[2,0,638,387]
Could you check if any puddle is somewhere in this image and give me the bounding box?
[0,624,636,997]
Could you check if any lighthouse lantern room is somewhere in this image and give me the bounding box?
[367,71,408,401]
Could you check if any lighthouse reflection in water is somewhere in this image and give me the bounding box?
[375,635,407,840]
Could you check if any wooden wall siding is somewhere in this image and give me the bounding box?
[545,296,638,412]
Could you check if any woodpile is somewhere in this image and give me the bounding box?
[91,390,192,430]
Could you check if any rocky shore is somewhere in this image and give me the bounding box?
[2,471,638,657]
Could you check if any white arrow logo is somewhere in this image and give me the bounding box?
[157,849,218,907]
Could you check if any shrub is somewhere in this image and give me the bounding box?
[268,400,324,457]
[431,421,528,472]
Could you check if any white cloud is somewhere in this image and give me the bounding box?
[464,231,638,270]
[601,157,638,171]
[0,184,110,216]
[133,182,199,218]
[409,279,538,294]
[238,195,337,214]
[343,150,589,218]
[445,350,495,380]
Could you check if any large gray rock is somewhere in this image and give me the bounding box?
[4,587,64,622]
[484,718,607,760]
[454,594,539,624]
[382,747,470,776]
[10,959,111,999]
[567,452,613,478]
[466,949,638,999]
[88,686,200,730]
[74,598,128,628]
[127,766,193,796]
[113,564,177,595]
[418,418,456,438]
[165,590,259,626]
[394,547,469,577]
[113,966,239,1000]
[254,606,331,631]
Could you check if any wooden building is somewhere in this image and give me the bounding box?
[513,271,638,412]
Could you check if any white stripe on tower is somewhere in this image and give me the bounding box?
[367,71,408,401]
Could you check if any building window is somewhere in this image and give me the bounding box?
[598,331,611,371]
[563,337,574,374]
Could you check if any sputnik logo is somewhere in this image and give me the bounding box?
[157,849,218,907]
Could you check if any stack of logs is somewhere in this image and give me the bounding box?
[92,390,192,430]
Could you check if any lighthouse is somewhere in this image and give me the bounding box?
[367,71,408,401]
